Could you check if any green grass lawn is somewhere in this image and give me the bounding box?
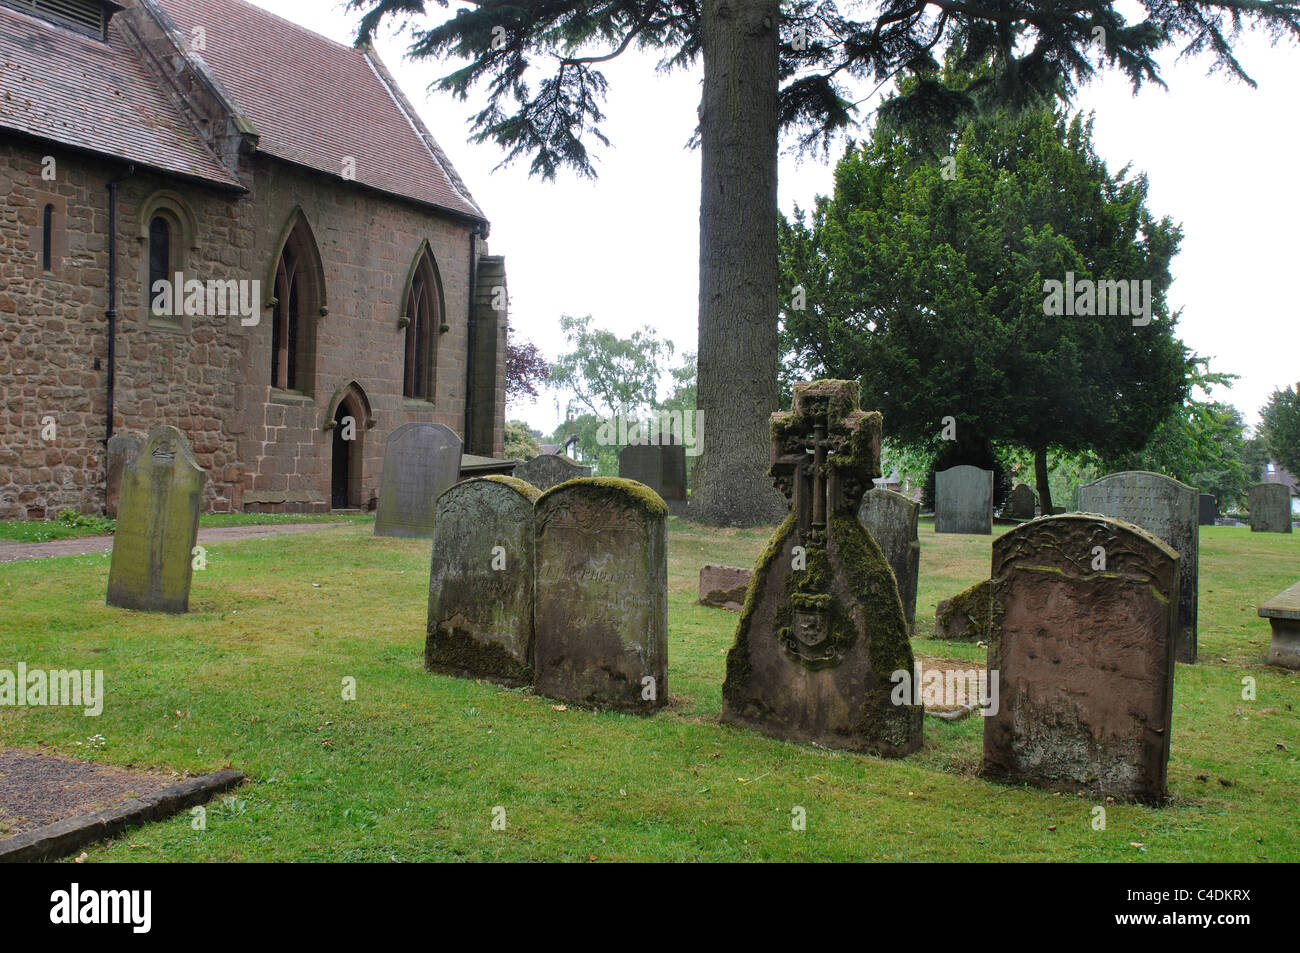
[0,516,1296,861]
[0,511,370,544]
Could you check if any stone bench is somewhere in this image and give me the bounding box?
[1259,581,1300,669]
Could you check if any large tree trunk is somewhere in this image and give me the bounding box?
[1034,446,1053,516]
[689,0,788,527]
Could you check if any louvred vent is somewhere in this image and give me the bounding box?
[4,0,106,36]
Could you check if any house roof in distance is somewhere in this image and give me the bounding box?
[0,2,241,187]
[154,0,485,221]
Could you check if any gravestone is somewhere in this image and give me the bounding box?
[934,579,992,641]
[1005,484,1037,521]
[534,478,668,713]
[934,465,993,534]
[1078,471,1198,663]
[858,488,921,632]
[374,422,462,538]
[618,443,687,501]
[721,380,923,756]
[1248,483,1292,534]
[106,425,205,613]
[511,454,591,491]
[104,433,142,519]
[698,564,753,611]
[1198,493,1217,526]
[426,477,540,686]
[982,514,1178,802]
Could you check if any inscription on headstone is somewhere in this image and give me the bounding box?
[533,478,668,713]
[106,426,205,613]
[511,454,592,492]
[934,465,993,534]
[721,380,922,756]
[1078,471,1198,663]
[982,514,1178,802]
[426,477,540,686]
[858,488,921,632]
[374,422,463,538]
[1248,483,1292,534]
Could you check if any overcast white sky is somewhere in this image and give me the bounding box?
[255,0,1297,437]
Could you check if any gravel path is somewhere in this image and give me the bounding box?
[0,748,179,837]
[0,522,358,565]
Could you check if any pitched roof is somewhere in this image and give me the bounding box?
[153,0,485,221]
[0,3,241,187]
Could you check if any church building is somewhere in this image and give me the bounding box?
[0,0,508,516]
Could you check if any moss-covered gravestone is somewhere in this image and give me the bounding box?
[374,422,463,539]
[722,380,923,756]
[106,425,205,613]
[533,478,668,714]
[426,477,540,686]
[982,515,1179,802]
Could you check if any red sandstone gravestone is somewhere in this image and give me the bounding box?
[721,380,922,756]
[981,514,1179,802]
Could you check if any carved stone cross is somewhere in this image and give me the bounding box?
[770,379,881,548]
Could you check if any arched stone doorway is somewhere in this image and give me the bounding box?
[325,381,371,510]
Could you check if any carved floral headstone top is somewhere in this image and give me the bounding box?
[722,380,922,755]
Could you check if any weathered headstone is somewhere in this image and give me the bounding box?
[1005,484,1037,521]
[858,487,921,632]
[426,477,540,686]
[105,433,142,519]
[618,443,687,501]
[982,514,1179,802]
[374,422,463,538]
[1078,471,1198,663]
[934,579,992,641]
[106,426,205,613]
[533,478,668,713]
[934,465,993,534]
[1248,483,1292,534]
[1198,493,1217,526]
[511,454,591,491]
[722,380,923,756]
[698,564,753,611]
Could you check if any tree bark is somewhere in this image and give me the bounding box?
[688,0,789,527]
[1034,446,1053,516]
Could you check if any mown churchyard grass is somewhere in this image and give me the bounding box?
[0,517,1295,861]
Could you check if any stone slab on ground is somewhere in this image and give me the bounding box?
[0,748,245,862]
[698,564,753,610]
[1259,580,1300,669]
